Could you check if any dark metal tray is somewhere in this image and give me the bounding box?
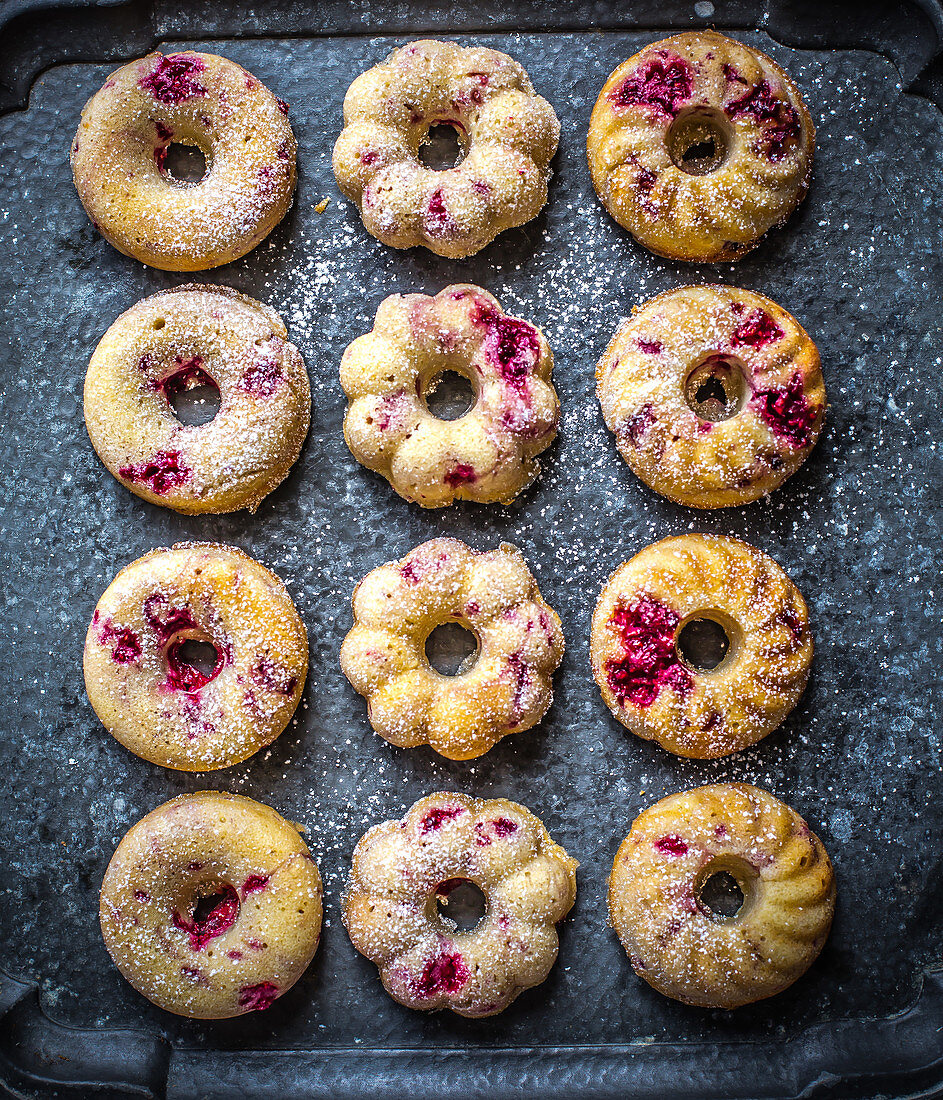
[1,1,942,1097]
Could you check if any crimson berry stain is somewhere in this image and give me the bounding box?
[725,80,800,161]
[165,637,223,693]
[412,949,470,997]
[611,54,693,118]
[250,655,297,696]
[425,188,456,237]
[730,308,784,350]
[605,595,692,707]
[654,834,689,857]
[420,806,464,834]
[472,303,541,391]
[751,371,817,448]
[142,598,200,643]
[444,463,477,487]
[780,605,806,643]
[172,885,239,950]
[619,402,656,447]
[139,54,207,105]
[238,981,280,1011]
[154,355,216,397]
[153,121,173,171]
[97,617,141,664]
[118,450,192,496]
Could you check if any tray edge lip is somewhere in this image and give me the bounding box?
[4,964,943,1100]
[2,0,943,117]
[2,0,942,1096]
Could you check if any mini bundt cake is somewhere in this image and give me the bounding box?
[72,51,296,270]
[608,783,835,1008]
[343,791,577,1017]
[84,543,307,771]
[596,284,825,508]
[340,538,564,760]
[333,40,560,258]
[341,284,558,508]
[587,32,814,261]
[591,535,812,759]
[84,284,310,515]
[100,792,322,1018]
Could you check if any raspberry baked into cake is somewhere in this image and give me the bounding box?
[72,51,296,270]
[341,285,558,508]
[609,783,835,1008]
[85,543,307,770]
[100,792,322,1018]
[85,285,310,515]
[596,285,825,508]
[591,534,812,759]
[587,32,814,261]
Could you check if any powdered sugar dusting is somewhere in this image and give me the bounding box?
[1,27,940,1046]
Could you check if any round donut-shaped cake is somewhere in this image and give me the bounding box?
[100,792,322,1018]
[333,40,560,258]
[341,284,558,508]
[85,285,310,514]
[84,543,307,770]
[590,535,811,759]
[343,791,577,1017]
[587,32,813,262]
[597,285,825,508]
[340,538,564,760]
[608,783,835,1008]
[71,51,296,270]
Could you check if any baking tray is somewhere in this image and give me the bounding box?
[1,1,941,1097]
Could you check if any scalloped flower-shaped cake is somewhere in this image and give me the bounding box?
[341,284,559,508]
[343,792,577,1017]
[340,538,564,760]
[333,40,560,258]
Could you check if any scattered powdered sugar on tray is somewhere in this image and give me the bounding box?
[0,28,940,1048]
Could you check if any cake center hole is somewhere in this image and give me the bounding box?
[192,886,238,927]
[165,368,221,427]
[699,871,744,919]
[418,123,466,169]
[425,370,476,421]
[667,108,731,175]
[166,638,223,693]
[677,617,729,671]
[684,354,746,422]
[162,142,208,184]
[425,622,478,676]
[435,879,487,932]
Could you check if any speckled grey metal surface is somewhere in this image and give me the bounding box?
[0,2,942,1097]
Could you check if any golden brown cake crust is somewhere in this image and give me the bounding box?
[342,791,577,1017]
[596,284,825,509]
[608,783,835,1008]
[100,792,322,1018]
[340,538,564,760]
[587,32,813,262]
[333,40,560,258]
[71,51,296,271]
[590,535,812,759]
[341,284,558,508]
[84,285,310,515]
[84,543,307,770]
